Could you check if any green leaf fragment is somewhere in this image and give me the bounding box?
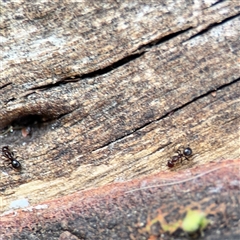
[182,209,209,233]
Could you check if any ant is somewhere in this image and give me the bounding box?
[1,146,21,170]
[167,147,192,168]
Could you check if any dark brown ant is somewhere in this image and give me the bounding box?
[167,147,192,168]
[2,146,21,170]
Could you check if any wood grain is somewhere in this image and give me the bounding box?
[0,0,239,239]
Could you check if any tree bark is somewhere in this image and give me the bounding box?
[0,1,239,239]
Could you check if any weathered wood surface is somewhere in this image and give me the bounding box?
[0,0,239,239]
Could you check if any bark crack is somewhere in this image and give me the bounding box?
[91,78,239,152]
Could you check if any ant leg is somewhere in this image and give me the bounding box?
[11,152,20,161]
[180,156,190,165]
[177,146,185,152]
[173,149,181,156]
[176,149,182,155]
[2,160,11,172]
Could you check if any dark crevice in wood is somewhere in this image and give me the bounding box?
[2,115,49,134]
[205,0,227,9]
[168,77,239,116]
[0,82,12,89]
[4,97,16,103]
[28,28,192,92]
[2,77,239,141]
[150,27,193,47]
[23,90,38,99]
[0,107,75,132]
[62,28,192,83]
[27,79,78,91]
[187,13,240,41]
[222,116,240,126]
[154,27,193,45]
[11,114,43,127]
[28,52,146,91]
[69,53,146,80]
[91,78,239,152]
[56,108,78,120]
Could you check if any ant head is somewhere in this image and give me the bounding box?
[183,147,192,156]
[12,160,21,170]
